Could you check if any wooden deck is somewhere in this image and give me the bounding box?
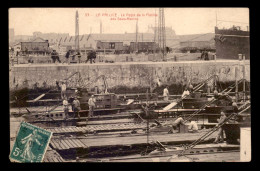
[43,147,66,162]
[49,129,218,150]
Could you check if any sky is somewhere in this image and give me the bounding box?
[9,8,249,36]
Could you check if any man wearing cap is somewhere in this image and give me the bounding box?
[163,86,170,101]
[188,118,199,133]
[214,111,227,143]
[61,82,67,99]
[72,97,81,119]
[181,88,190,99]
[63,97,69,119]
[88,95,96,118]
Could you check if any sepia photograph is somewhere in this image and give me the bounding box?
[9,8,250,162]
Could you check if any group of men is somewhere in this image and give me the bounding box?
[61,82,81,119]
[163,108,236,144]
[163,84,194,101]
[63,50,82,64]
[61,81,97,120]
[160,83,238,144]
[51,49,96,64]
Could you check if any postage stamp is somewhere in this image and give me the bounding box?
[9,122,52,163]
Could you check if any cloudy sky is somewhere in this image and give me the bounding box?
[9,8,249,36]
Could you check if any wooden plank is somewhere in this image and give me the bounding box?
[67,139,78,148]
[76,139,88,148]
[61,140,70,149]
[55,139,66,150]
[63,139,75,149]
[55,139,67,150]
[56,157,63,162]
[52,157,59,162]
[50,140,59,149]
[53,128,61,133]
[79,129,217,147]
[47,157,54,162]
[52,139,63,150]
[70,139,82,148]
[71,127,79,132]
[60,128,68,133]
[73,127,81,132]
[76,127,84,132]
[67,127,75,133]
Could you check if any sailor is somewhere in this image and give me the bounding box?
[75,51,81,63]
[88,95,96,118]
[61,82,67,99]
[188,118,199,133]
[63,97,69,119]
[181,88,190,98]
[72,97,81,119]
[163,85,170,101]
[213,111,227,143]
[188,84,194,93]
[167,116,185,133]
[64,50,71,64]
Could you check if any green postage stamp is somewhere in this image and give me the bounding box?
[10,122,52,163]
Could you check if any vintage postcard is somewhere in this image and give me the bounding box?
[9,8,250,162]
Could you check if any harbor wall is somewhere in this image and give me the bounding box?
[9,60,250,92]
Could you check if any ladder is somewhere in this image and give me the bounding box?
[163,74,222,111]
[183,79,245,122]
[193,75,218,92]
[181,103,250,153]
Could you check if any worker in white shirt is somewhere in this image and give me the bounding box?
[181,88,190,98]
[188,119,199,133]
[163,86,170,101]
[61,82,67,99]
[88,95,96,118]
[63,97,69,119]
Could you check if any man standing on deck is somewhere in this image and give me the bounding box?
[64,50,71,64]
[63,97,69,119]
[163,86,170,101]
[188,119,199,133]
[182,88,190,98]
[72,97,81,119]
[213,111,227,143]
[88,95,96,119]
[61,82,67,99]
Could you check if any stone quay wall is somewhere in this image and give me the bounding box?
[9,60,250,91]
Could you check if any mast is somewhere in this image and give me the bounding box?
[75,10,80,52]
[158,8,166,61]
[243,55,246,102]
[154,8,157,54]
[135,20,138,52]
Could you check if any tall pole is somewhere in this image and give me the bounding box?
[158,8,161,56]
[162,8,166,60]
[75,10,79,52]
[135,20,138,52]
[243,55,246,102]
[146,88,149,144]
[216,10,218,27]
[158,8,166,61]
[235,66,238,102]
[154,8,157,54]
